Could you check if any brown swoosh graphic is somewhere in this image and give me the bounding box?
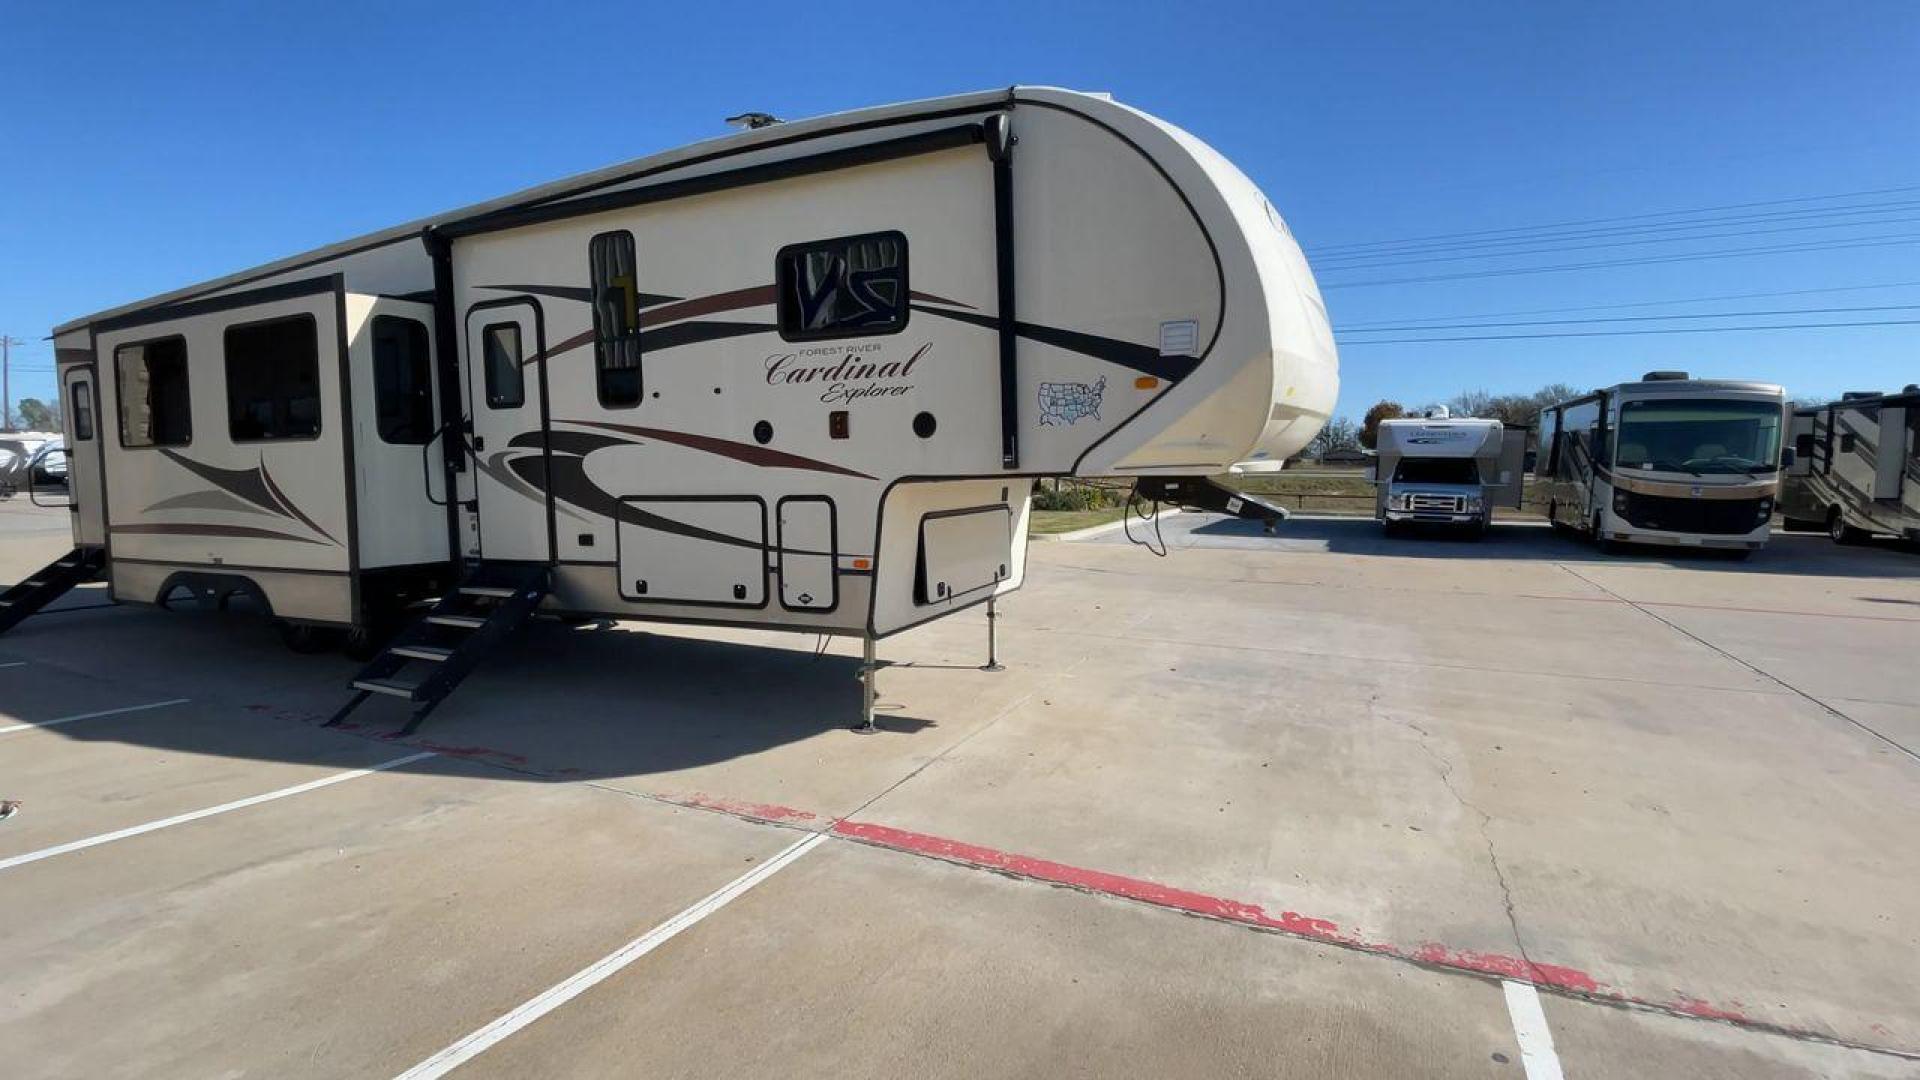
[563,419,874,480]
[111,523,332,545]
[154,450,339,545]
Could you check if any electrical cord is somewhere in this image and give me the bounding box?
[1122,481,1169,558]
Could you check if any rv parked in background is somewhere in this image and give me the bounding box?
[1781,386,1920,544]
[1536,373,1787,557]
[1369,412,1525,537]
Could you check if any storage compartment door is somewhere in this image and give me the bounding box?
[915,506,1012,605]
[618,497,767,607]
[778,497,837,612]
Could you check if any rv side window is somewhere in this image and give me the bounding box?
[373,315,435,444]
[482,323,524,408]
[225,315,321,442]
[589,231,643,407]
[115,336,193,448]
[1795,432,1815,457]
[72,382,95,441]
[776,231,908,341]
[1840,433,1856,453]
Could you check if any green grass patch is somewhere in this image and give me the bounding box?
[1030,507,1128,534]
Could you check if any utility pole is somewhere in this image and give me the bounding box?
[0,335,21,431]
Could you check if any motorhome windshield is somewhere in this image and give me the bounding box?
[1614,399,1782,475]
[1393,458,1480,484]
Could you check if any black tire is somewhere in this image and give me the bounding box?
[342,626,388,662]
[276,621,342,654]
[1828,507,1867,545]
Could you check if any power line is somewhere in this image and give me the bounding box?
[1306,182,1920,255]
[1318,234,1920,289]
[1337,303,1920,334]
[1334,280,1920,328]
[1337,317,1920,346]
[1311,198,1920,262]
[1312,212,1920,271]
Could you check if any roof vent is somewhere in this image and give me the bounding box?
[1905,384,1919,394]
[1642,371,1689,381]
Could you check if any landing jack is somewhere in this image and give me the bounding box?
[853,635,880,734]
[982,596,1005,672]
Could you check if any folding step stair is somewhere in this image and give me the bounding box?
[326,560,550,735]
[0,546,106,636]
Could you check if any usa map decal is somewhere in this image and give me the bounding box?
[1038,376,1106,426]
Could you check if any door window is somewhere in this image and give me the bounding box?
[482,323,524,408]
[72,381,95,441]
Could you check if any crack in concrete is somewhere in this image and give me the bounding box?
[1372,693,1537,971]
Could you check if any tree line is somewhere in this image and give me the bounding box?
[4,397,59,433]
[1303,382,1582,458]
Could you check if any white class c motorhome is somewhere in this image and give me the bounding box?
[1368,412,1525,537]
[1781,386,1920,544]
[6,87,1339,731]
[1536,372,1787,557]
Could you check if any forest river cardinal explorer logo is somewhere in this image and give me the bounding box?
[764,341,931,405]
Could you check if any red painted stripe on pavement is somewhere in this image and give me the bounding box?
[673,793,819,824]
[828,818,1894,1047]
[833,819,1355,943]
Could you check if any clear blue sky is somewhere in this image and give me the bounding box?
[4,1,1916,421]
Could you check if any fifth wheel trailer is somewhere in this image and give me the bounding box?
[1780,387,1920,544]
[11,86,1339,730]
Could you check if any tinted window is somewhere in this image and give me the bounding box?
[483,323,524,408]
[226,315,321,441]
[373,316,434,444]
[115,337,193,447]
[72,382,95,441]
[777,231,907,341]
[589,231,643,407]
[1840,433,1857,453]
[1795,432,1815,456]
[1395,458,1480,484]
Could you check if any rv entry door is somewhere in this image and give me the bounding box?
[61,365,106,545]
[464,298,553,563]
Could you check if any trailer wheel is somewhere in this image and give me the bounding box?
[276,621,342,654]
[1827,507,1867,545]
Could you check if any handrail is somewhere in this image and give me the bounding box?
[421,423,451,507]
[26,446,72,509]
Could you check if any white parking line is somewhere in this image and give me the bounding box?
[0,750,436,872]
[0,660,27,669]
[0,697,191,735]
[396,832,826,1080]
[1503,980,1567,1080]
